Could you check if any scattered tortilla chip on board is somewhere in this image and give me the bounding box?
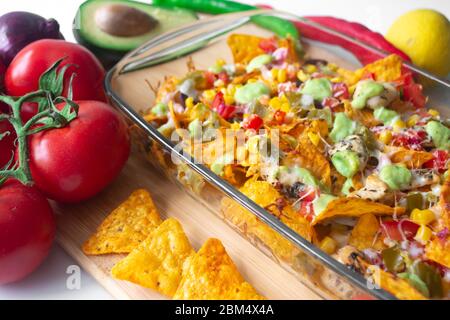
[173,238,265,300]
[366,265,426,300]
[83,189,162,255]
[227,34,265,64]
[111,218,195,297]
[348,213,384,250]
[312,198,404,226]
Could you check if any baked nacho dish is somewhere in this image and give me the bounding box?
[140,33,450,300]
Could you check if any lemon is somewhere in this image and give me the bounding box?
[386,9,450,77]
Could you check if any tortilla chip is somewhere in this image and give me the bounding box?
[366,265,426,300]
[221,179,314,262]
[83,189,162,255]
[438,174,450,230]
[227,34,265,64]
[173,238,265,300]
[355,54,403,82]
[283,132,331,188]
[312,198,404,226]
[111,218,194,297]
[425,238,450,269]
[388,147,434,169]
[348,214,384,250]
[344,100,381,128]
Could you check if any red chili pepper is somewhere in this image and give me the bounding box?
[380,220,420,241]
[273,110,286,124]
[322,97,340,110]
[423,150,448,172]
[212,92,235,120]
[294,16,411,65]
[243,114,263,130]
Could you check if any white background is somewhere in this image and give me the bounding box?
[0,0,449,300]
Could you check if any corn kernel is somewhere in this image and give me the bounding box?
[428,109,440,118]
[308,131,320,146]
[224,95,234,105]
[271,68,279,81]
[406,114,420,127]
[414,225,433,244]
[410,208,435,225]
[392,119,406,132]
[230,122,241,131]
[247,78,257,83]
[269,97,281,110]
[247,136,260,154]
[297,70,308,82]
[203,89,216,102]
[304,64,317,74]
[330,77,343,83]
[185,97,194,109]
[319,236,337,254]
[216,58,226,67]
[328,63,338,71]
[277,69,287,83]
[379,130,393,145]
[226,84,236,96]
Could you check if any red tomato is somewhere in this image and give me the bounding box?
[259,38,277,53]
[380,220,420,241]
[29,101,130,203]
[5,40,106,101]
[212,92,235,120]
[0,116,15,168]
[423,150,448,172]
[332,82,349,99]
[243,114,264,130]
[273,110,286,124]
[0,179,55,284]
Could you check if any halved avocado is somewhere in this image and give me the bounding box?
[73,0,198,68]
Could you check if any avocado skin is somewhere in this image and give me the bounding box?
[73,25,125,69]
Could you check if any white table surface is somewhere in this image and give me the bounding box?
[0,0,448,300]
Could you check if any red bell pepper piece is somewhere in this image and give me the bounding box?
[243,114,263,130]
[380,220,420,241]
[423,150,448,172]
[212,92,235,120]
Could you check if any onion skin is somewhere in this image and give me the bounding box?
[0,11,64,65]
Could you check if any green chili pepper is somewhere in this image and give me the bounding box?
[381,246,404,273]
[152,0,301,47]
[410,262,443,298]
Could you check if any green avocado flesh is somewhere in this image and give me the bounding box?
[74,0,198,52]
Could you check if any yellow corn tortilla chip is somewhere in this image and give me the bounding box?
[111,218,194,297]
[348,214,384,250]
[283,132,331,188]
[425,238,450,269]
[355,54,403,82]
[83,189,162,255]
[387,147,434,169]
[344,100,381,128]
[366,265,426,300]
[312,198,405,226]
[174,238,264,300]
[227,34,265,64]
[221,179,314,262]
[438,174,450,229]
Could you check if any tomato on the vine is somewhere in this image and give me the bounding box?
[0,179,55,285]
[28,101,130,203]
[5,39,106,101]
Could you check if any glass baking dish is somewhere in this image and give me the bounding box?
[104,9,450,300]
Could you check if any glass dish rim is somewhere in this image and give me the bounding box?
[103,9,448,300]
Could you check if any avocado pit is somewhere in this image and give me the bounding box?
[94,4,158,37]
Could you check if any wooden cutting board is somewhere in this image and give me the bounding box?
[55,151,322,300]
[54,19,351,300]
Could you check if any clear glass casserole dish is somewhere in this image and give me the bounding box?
[104,10,450,300]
